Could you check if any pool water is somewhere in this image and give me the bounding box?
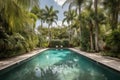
[0,49,120,80]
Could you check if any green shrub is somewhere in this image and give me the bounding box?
[49,39,70,48]
[71,36,80,47]
[80,27,90,51]
[37,36,49,48]
[0,33,26,58]
[49,40,61,48]
[105,30,120,53]
[62,39,69,47]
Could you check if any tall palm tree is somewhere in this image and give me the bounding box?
[39,9,45,27]
[63,0,93,46]
[63,10,77,41]
[31,6,45,27]
[43,6,58,41]
[62,0,84,36]
[84,10,94,51]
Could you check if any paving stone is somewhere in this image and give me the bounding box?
[0,48,48,70]
[70,48,120,72]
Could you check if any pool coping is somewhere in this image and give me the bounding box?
[69,48,120,72]
[0,48,48,71]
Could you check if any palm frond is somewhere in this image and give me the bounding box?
[15,0,40,9]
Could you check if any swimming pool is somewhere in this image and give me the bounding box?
[0,49,120,80]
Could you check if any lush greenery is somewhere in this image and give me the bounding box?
[37,26,69,48]
[0,0,120,58]
[48,39,69,48]
[0,0,40,58]
[103,30,120,57]
[0,0,59,58]
[63,0,120,57]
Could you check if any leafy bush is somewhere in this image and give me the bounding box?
[80,27,90,51]
[105,30,120,53]
[0,33,26,58]
[62,39,69,47]
[49,39,69,48]
[0,32,40,59]
[49,40,61,48]
[71,36,80,47]
[37,36,49,48]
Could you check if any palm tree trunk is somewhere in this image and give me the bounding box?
[114,9,119,30]
[68,22,71,47]
[111,11,116,30]
[94,0,99,52]
[89,23,94,51]
[41,20,43,27]
[49,24,52,42]
[78,5,81,16]
[78,5,82,38]
[48,24,51,42]
[69,23,71,41]
[111,2,119,30]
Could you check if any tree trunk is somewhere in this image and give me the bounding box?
[78,5,81,36]
[78,5,81,16]
[111,1,119,30]
[111,11,116,30]
[41,20,43,27]
[89,22,94,51]
[48,24,51,42]
[68,22,71,47]
[69,22,71,41]
[114,7,119,30]
[94,0,99,52]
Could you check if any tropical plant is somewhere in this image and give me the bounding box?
[103,0,120,30]
[63,9,77,42]
[105,30,120,53]
[93,0,99,51]
[31,6,45,27]
[0,0,39,32]
[63,0,85,15]
[0,0,40,58]
[43,6,58,41]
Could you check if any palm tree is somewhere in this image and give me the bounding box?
[43,6,58,41]
[84,10,94,51]
[63,0,93,47]
[63,10,77,42]
[39,9,45,27]
[31,6,45,27]
[93,0,105,51]
[62,0,84,37]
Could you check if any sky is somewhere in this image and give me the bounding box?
[36,0,69,27]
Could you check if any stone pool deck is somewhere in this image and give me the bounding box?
[0,48,48,71]
[70,48,120,72]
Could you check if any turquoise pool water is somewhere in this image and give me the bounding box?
[0,49,120,80]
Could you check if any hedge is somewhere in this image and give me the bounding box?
[48,39,69,48]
